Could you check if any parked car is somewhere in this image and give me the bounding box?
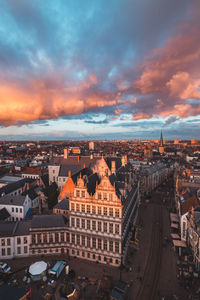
[0,262,11,273]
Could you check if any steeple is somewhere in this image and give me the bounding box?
[160,130,164,147]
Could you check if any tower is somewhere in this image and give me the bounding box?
[159,130,164,154]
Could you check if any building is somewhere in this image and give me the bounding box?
[89,141,95,151]
[158,130,164,154]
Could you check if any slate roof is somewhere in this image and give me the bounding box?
[51,156,100,169]
[15,220,31,236]
[0,207,10,220]
[40,173,49,187]
[87,173,100,195]
[0,195,26,206]
[0,178,33,197]
[59,164,83,177]
[31,214,67,228]
[0,221,17,237]
[54,198,69,210]
[22,188,38,200]
[105,157,122,171]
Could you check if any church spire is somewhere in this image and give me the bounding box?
[160,129,164,147]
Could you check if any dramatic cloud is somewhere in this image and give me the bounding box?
[0,0,199,138]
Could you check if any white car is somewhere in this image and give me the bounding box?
[0,263,11,273]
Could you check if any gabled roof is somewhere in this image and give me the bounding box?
[22,188,38,200]
[87,173,100,195]
[0,195,26,206]
[0,207,10,220]
[0,178,30,196]
[105,157,122,171]
[54,198,69,210]
[181,194,199,215]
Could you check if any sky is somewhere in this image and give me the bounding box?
[0,0,200,140]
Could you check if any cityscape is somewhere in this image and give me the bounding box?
[0,1,200,300]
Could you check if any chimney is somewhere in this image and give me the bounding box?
[68,170,71,178]
[90,154,93,160]
[64,148,68,159]
[111,160,116,174]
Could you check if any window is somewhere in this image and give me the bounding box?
[82,236,85,246]
[98,238,102,250]
[87,252,90,258]
[82,251,85,257]
[76,204,80,211]
[24,246,28,254]
[17,237,21,245]
[77,234,80,245]
[81,190,85,198]
[109,208,113,216]
[24,237,27,244]
[81,219,85,229]
[92,238,96,248]
[61,232,65,242]
[103,222,107,232]
[109,223,113,234]
[98,221,102,232]
[87,237,90,248]
[20,208,22,213]
[7,248,11,255]
[103,207,107,216]
[53,169,55,174]
[98,206,101,215]
[109,240,113,252]
[55,232,59,242]
[76,190,80,197]
[81,204,85,212]
[87,205,90,214]
[115,224,120,234]
[72,233,75,244]
[98,255,101,261]
[17,247,21,254]
[92,206,96,214]
[63,177,65,182]
[116,259,119,264]
[103,193,107,200]
[115,241,119,253]
[77,250,79,256]
[93,254,96,259]
[109,194,113,201]
[67,232,70,242]
[115,208,120,217]
[87,220,90,230]
[92,221,96,231]
[103,240,107,251]
[98,193,102,200]
[49,233,53,243]
[12,207,14,212]
[76,218,80,228]
[71,217,75,227]
[32,234,36,244]
[2,248,5,256]
[43,233,47,243]
[71,203,75,211]
[16,208,18,213]
[7,239,10,246]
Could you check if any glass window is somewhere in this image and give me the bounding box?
[115,208,120,217]
[115,241,119,253]
[81,190,85,198]
[2,248,5,256]
[87,205,90,214]
[43,233,47,243]
[87,220,90,230]
[17,237,21,245]
[109,240,113,252]
[76,218,80,228]
[87,252,90,258]
[87,237,90,248]
[82,251,85,257]
[12,207,14,212]
[76,204,80,211]
[98,238,102,250]
[103,222,107,232]
[61,232,65,242]
[71,217,75,227]
[71,202,75,211]
[82,236,85,246]
[98,221,101,231]
[92,221,96,231]
[49,233,53,243]
[115,224,120,234]
[98,206,101,215]
[92,238,96,248]
[109,223,113,234]
[103,240,107,251]
[32,234,36,244]
[7,248,11,256]
[55,232,59,242]
[17,247,21,254]
[93,254,96,259]
[103,207,107,216]
[76,190,80,197]
[103,193,107,200]
[20,208,22,213]
[16,208,18,213]
[98,193,102,200]
[24,237,27,244]
[72,233,75,244]
[109,194,113,201]
[77,234,80,245]
[24,246,28,254]
[109,208,113,216]
[81,219,85,229]
[81,204,85,212]
[92,206,96,214]
[67,232,70,242]
[7,239,10,246]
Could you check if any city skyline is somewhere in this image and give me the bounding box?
[0,0,200,140]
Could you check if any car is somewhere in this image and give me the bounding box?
[0,263,11,273]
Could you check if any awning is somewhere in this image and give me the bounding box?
[171,223,179,229]
[171,233,180,240]
[173,240,187,248]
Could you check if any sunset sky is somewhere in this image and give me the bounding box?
[0,0,199,140]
